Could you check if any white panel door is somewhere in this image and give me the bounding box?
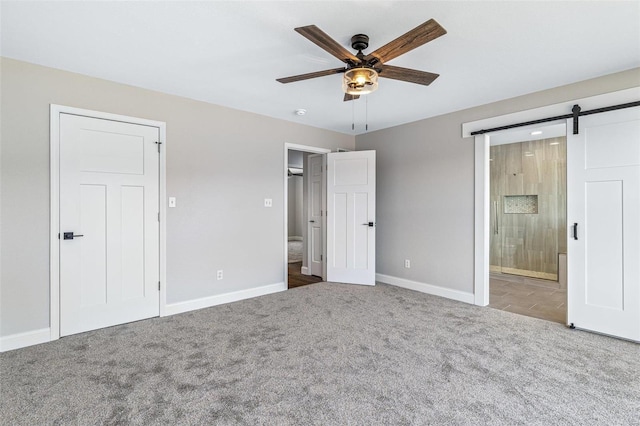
[327,150,376,285]
[59,114,160,337]
[567,106,640,341]
[308,154,325,278]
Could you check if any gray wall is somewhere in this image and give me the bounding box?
[356,68,640,294]
[287,150,305,239]
[1,56,638,338]
[0,58,354,337]
[288,150,304,169]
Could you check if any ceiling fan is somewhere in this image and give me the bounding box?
[277,19,447,102]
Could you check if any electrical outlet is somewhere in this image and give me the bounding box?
[264,198,273,207]
[168,197,176,208]
[216,270,223,280]
[404,259,411,268]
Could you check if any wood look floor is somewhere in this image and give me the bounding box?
[288,261,322,289]
[489,273,567,324]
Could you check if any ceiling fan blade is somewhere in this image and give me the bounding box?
[365,19,446,64]
[295,25,360,63]
[277,67,346,84]
[343,93,360,102]
[378,65,439,86]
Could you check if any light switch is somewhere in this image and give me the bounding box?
[264,198,273,207]
[169,197,176,208]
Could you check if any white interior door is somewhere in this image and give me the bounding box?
[326,150,376,285]
[567,106,640,341]
[59,113,160,337]
[307,154,325,278]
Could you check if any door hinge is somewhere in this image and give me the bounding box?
[158,212,160,222]
[58,233,60,240]
[158,281,161,291]
[320,210,323,216]
[320,254,323,261]
[155,141,162,153]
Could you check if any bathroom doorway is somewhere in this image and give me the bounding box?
[487,124,567,323]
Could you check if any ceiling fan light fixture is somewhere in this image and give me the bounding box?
[342,67,378,95]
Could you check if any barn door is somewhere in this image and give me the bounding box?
[567,106,640,341]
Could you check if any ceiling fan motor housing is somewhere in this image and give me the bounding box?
[351,34,369,52]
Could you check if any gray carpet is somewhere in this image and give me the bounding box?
[1,283,638,425]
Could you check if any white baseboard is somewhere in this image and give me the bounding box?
[300,266,310,275]
[288,236,303,241]
[376,274,475,304]
[164,282,287,316]
[0,328,51,352]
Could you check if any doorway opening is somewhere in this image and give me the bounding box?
[470,88,639,340]
[486,123,568,323]
[284,144,330,289]
[284,144,377,288]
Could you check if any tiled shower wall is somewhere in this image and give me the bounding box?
[490,137,567,280]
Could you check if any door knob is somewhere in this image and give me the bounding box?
[63,232,84,240]
[362,222,375,227]
[309,220,316,223]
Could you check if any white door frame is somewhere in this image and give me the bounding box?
[283,143,331,286]
[464,87,639,307]
[50,105,167,341]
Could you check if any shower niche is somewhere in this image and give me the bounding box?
[490,137,566,281]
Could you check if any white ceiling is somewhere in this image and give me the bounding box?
[2,1,639,135]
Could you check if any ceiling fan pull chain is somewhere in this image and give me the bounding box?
[352,99,355,131]
[366,96,369,132]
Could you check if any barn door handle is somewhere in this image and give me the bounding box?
[63,232,84,240]
[572,223,578,240]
